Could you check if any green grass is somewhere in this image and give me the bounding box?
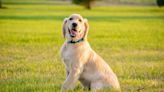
[0,3,164,92]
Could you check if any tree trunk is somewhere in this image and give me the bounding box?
[85,1,91,10]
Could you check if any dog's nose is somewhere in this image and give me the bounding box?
[72,23,77,27]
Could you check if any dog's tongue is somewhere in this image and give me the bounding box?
[70,30,77,37]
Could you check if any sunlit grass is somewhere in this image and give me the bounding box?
[0,3,164,92]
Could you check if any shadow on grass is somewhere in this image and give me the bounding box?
[0,15,164,21]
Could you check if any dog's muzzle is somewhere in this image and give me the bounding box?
[68,28,78,38]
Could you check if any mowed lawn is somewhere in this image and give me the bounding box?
[0,3,164,92]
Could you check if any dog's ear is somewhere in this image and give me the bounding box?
[83,18,89,40]
[62,18,68,38]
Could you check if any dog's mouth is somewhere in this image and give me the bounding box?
[68,28,78,38]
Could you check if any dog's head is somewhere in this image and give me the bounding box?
[62,14,89,41]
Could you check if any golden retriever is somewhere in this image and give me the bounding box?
[60,14,120,92]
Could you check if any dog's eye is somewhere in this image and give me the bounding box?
[69,18,73,20]
[79,19,82,22]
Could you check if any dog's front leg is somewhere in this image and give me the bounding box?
[61,62,83,91]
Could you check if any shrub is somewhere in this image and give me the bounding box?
[157,0,164,7]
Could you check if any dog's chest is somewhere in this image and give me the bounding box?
[63,47,75,61]
[61,45,81,69]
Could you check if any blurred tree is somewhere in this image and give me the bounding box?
[157,0,164,7]
[0,0,2,8]
[72,0,96,9]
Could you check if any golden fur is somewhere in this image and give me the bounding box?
[60,14,120,92]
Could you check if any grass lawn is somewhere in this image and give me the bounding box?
[0,2,164,92]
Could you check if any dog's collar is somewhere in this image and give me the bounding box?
[67,38,84,44]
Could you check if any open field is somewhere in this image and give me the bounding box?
[0,2,164,92]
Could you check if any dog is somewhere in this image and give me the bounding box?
[60,14,120,92]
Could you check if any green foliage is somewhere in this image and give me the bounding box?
[72,0,96,9]
[72,0,82,4]
[73,0,94,4]
[157,0,164,7]
[0,0,3,8]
